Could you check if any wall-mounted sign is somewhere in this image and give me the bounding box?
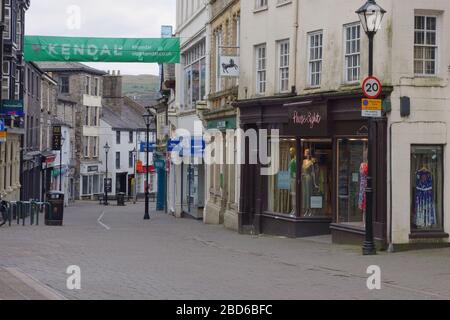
[220,56,240,77]
[0,100,24,117]
[287,104,328,137]
[87,166,99,173]
[25,36,181,64]
[52,126,62,150]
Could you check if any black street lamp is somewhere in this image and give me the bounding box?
[143,110,155,220]
[356,0,386,256]
[103,142,111,206]
[60,135,66,192]
[132,147,137,204]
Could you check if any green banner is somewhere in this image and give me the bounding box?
[24,36,180,64]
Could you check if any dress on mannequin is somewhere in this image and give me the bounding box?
[289,147,297,215]
[301,149,318,216]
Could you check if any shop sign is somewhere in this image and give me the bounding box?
[207,117,237,131]
[0,119,4,131]
[219,56,240,77]
[87,165,98,173]
[361,99,382,118]
[52,126,62,150]
[0,100,24,117]
[287,104,328,137]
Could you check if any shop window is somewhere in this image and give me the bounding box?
[411,145,443,231]
[267,138,297,215]
[300,140,332,217]
[337,139,368,227]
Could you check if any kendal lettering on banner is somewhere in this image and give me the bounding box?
[24,36,180,64]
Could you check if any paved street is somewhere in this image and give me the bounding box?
[0,201,450,300]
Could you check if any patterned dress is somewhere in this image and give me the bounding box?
[358,163,368,212]
[415,169,436,228]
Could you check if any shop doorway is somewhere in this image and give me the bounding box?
[116,173,127,194]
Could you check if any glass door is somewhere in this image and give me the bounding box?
[337,138,368,227]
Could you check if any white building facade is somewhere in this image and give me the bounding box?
[169,0,210,218]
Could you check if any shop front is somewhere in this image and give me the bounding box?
[236,91,389,246]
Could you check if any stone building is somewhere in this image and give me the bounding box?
[36,62,106,200]
[22,62,43,201]
[0,0,29,201]
[203,0,240,231]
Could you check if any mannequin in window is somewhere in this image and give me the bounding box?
[358,146,369,226]
[302,148,318,216]
[289,147,297,215]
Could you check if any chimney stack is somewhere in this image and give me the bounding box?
[102,70,124,114]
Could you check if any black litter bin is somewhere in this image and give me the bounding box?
[46,191,64,226]
[117,192,126,206]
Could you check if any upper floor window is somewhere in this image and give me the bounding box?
[277,40,290,93]
[116,152,121,169]
[182,39,206,109]
[85,76,91,94]
[344,23,361,83]
[308,31,323,87]
[414,16,438,76]
[60,76,69,94]
[116,131,121,144]
[256,44,267,94]
[85,106,89,126]
[255,0,268,10]
[94,78,99,96]
[129,131,134,144]
[4,7,11,40]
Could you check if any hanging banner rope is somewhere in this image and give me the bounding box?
[24,36,180,64]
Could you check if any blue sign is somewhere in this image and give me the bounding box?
[140,142,156,152]
[277,171,291,190]
[0,119,5,131]
[167,139,181,152]
[0,100,24,117]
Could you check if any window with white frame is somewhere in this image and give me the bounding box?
[83,136,89,157]
[4,7,11,40]
[255,0,268,10]
[85,76,91,94]
[344,23,361,83]
[278,40,290,92]
[256,44,267,94]
[308,31,323,87]
[2,62,9,100]
[414,15,438,76]
[182,39,206,109]
[215,30,223,93]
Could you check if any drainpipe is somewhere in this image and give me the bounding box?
[292,0,299,94]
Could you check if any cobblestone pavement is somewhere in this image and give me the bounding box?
[0,201,449,300]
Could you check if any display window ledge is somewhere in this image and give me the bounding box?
[409,231,449,240]
[330,223,366,235]
[262,211,332,223]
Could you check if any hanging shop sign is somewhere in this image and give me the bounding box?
[87,165,99,173]
[219,56,240,77]
[52,126,62,150]
[361,99,382,118]
[24,36,181,64]
[0,100,24,117]
[287,104,328,137]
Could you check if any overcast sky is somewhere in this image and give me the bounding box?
[25,0,176,75]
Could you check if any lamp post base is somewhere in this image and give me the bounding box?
[362,241,377,255]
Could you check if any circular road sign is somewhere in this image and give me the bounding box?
[362,76,382,99]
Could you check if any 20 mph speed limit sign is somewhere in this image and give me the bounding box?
[362,76,382,99]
